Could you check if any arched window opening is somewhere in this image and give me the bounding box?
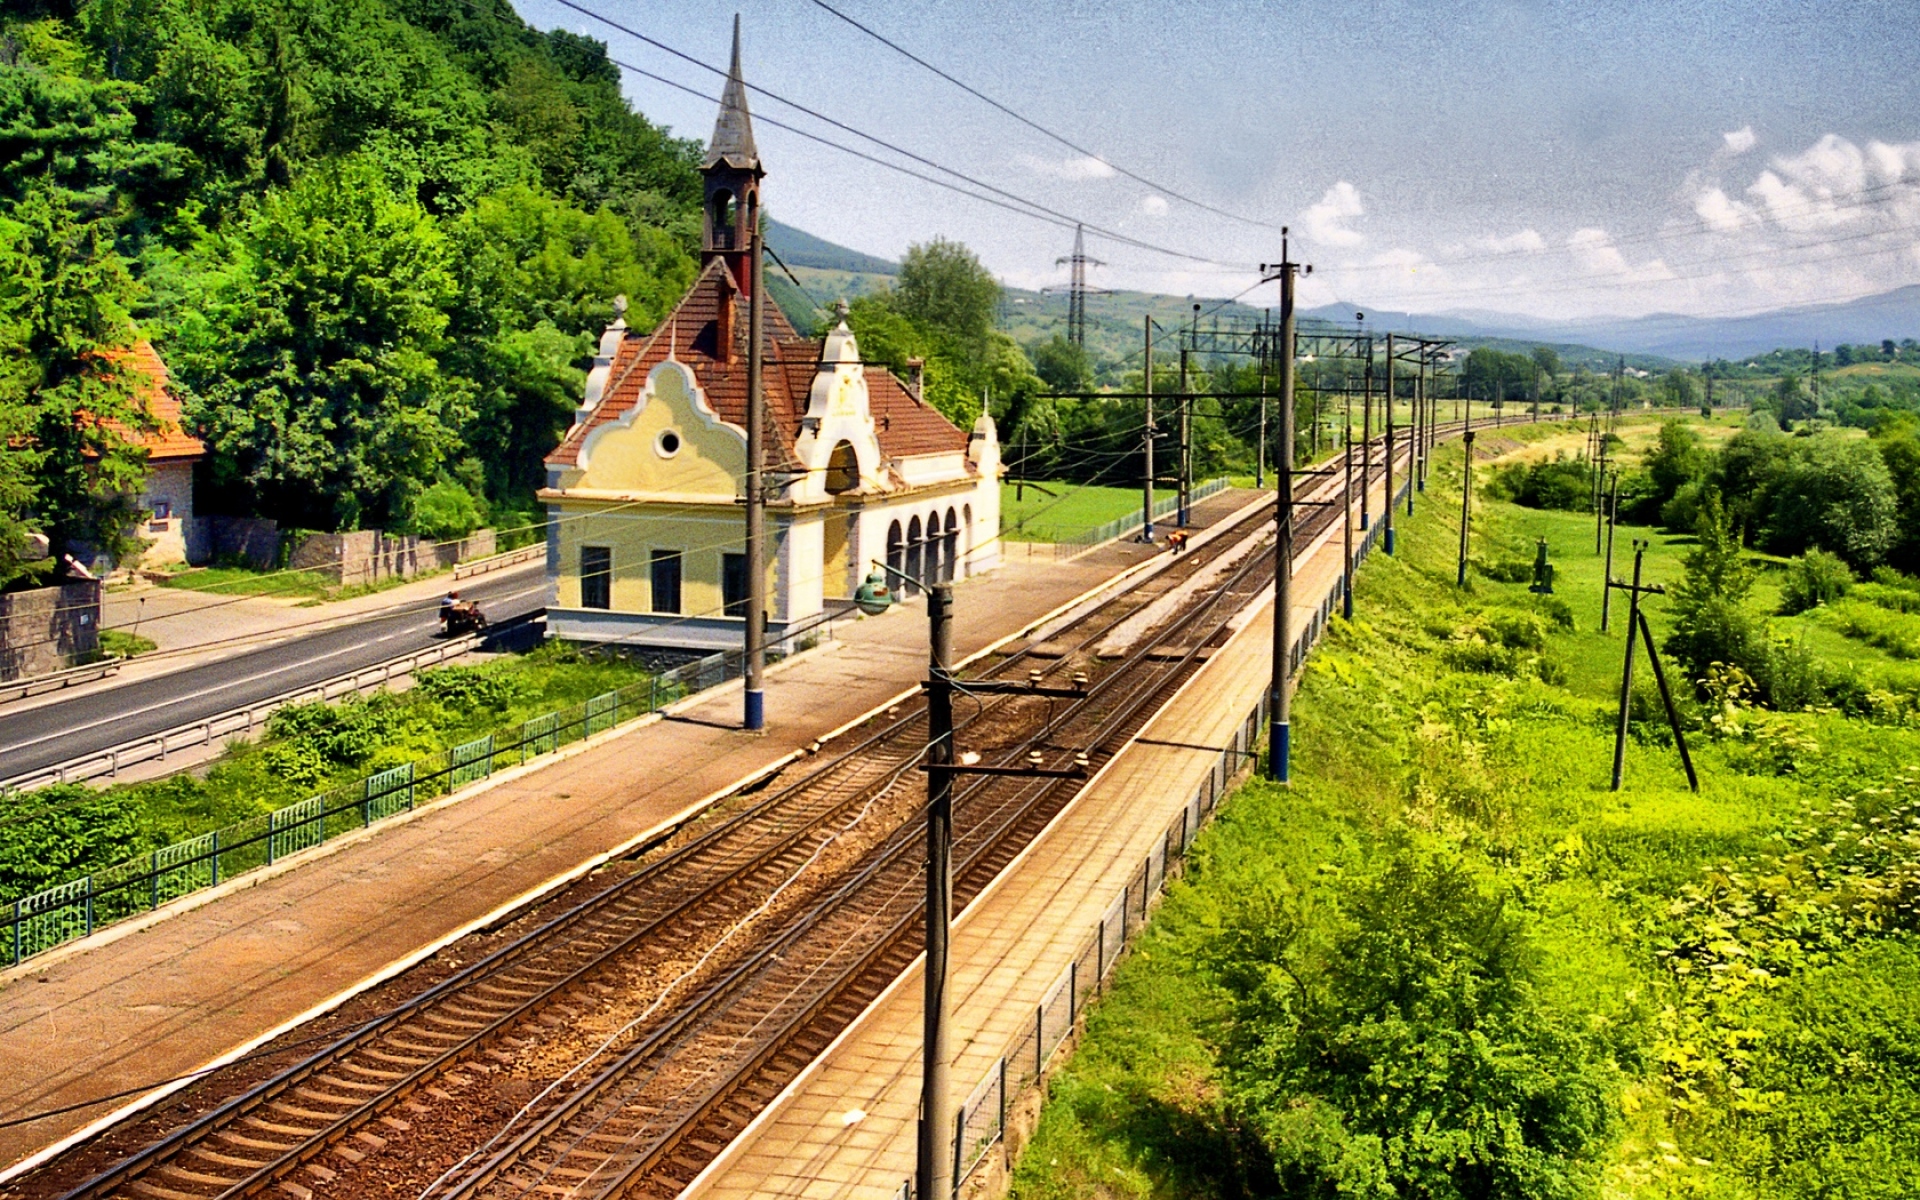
[824,441,859,495]
[887,520,904,589]
[906,516,924,594]
[711,190,737,250]
[943,509,960,583]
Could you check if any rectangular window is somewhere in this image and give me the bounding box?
[650,549,683,615]
[580,546,612,610]
[722,553,748,618]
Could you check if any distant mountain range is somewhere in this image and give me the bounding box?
[1315,287,1920,363]
[765,218,898,276]
[765,220,1920,365]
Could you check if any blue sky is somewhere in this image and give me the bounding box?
[511,0,1920,319]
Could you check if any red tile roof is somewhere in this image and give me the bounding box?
[100,341,205,461]
[548,258,970,472]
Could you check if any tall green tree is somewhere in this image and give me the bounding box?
[172,158,468,530]
[895,236,1000,348]
[0,187,151,584]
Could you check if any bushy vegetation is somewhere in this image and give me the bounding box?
[1012,429,1920,1200]
[0,644,647,900]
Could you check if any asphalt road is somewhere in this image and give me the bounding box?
[0,566,547,787]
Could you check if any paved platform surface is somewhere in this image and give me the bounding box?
[0,495,1256,1175]
[686,451,1413,1200]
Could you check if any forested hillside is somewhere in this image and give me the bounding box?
[1,0,704,582]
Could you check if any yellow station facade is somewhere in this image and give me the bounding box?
[540,31,1001,652]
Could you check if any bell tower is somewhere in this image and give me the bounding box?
[702,15,763,296]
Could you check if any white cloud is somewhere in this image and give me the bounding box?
[1566,228,1673,283]
[1016,153,1117,181]
[1301,181,1366,248]
[1723,126,1757,155]
[1474,228,1546,254]
[1691,186,1752,232]
[1138,195,1170,217]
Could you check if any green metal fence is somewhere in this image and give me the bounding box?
[4,643,773,967]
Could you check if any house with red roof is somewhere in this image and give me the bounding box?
[106,339,209,568]
[539,28,1001,652]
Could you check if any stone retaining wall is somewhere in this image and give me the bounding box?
[0,581,102,681]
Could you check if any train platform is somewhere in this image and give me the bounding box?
[684,464,1399,1200]
[0,492,1261,1177]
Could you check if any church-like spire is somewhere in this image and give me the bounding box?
[704,15,759,172]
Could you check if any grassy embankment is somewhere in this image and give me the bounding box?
[1012,417,1920,1200]
[1001,481,1147,543]
[0,646,650,902]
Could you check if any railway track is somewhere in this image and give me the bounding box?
[37,413,1502,1200]
[428,487,1287,1200]
[47,459,1311,1200]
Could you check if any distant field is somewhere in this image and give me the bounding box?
[1000,481,1144,542]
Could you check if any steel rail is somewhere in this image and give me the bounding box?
[434,503,1285,1200]
[49,491,1280,1200]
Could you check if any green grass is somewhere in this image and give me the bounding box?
[1011,435,1920,1200]
[156,561,450,603]
[96,629,157,658]
[1001,481,1150,542]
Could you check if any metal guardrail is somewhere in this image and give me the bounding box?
[0,658,123,705]
[453,542,544,580]
[2,632,839,968]
[0,634,489,795]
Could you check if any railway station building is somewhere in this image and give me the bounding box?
[539,28,1001,652]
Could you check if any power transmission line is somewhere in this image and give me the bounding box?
[799,0,1289,234]
[550,0,1253,271]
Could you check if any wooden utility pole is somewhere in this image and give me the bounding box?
[1608,543,1699,792]
[744,227,767,731]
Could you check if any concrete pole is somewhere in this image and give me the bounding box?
[1178,348,1191,527]
[1141,318,1155,542]
[917,582,956,1200]
[1457,400,1476,588]
[743,227,767,730]
[1384,333,1396,554]
[1360,344,1373,531]
[1342,405,1355,620]
[1270,242,1299,782]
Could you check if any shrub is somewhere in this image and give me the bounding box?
[408,479,487,541]
[1209,852,1618,1200]
[1780,549,1853,614]
[1490,454,1593,511]
[1476,555,1535,584]
[1659,478,1709,532]
[0,788,143,901]
[414,664,531,712]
